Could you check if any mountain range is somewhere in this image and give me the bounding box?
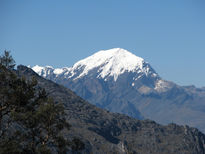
[16,65,205,153]
[32,48,205,133]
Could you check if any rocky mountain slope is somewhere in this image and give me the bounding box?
[32,48,205,133]
[17,65,205,154]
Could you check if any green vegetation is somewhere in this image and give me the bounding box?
[0,50,15,69]
[0,51,84,154]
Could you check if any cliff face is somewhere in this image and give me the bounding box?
[16,65,205,154]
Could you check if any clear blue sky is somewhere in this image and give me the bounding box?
[1,0,205,87]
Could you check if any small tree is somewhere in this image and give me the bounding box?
[0,65,85,153]
[0,50,16,69]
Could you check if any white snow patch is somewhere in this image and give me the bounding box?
[154,79,173,92]
[32,65,54,77]
[54,68,64,75]
[32,65,45,75]
[70,48,146,81]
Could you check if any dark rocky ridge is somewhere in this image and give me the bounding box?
[17,65,205,154]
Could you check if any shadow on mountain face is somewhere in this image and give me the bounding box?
[16,65,205,154]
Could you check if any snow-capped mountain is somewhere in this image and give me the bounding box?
[33,48,171,93]
[34,48,155,79]
[32,48,205,133]
[68,48,158,81]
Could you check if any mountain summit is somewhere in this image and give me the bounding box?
[32,48,205,133]
[69,48,158,81]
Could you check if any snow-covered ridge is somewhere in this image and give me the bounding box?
[32,65,70,78]
[32,48,158,81]
[32,65,53,77]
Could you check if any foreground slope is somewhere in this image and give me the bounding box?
[18,65,205,154]
[32,48,205,133]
